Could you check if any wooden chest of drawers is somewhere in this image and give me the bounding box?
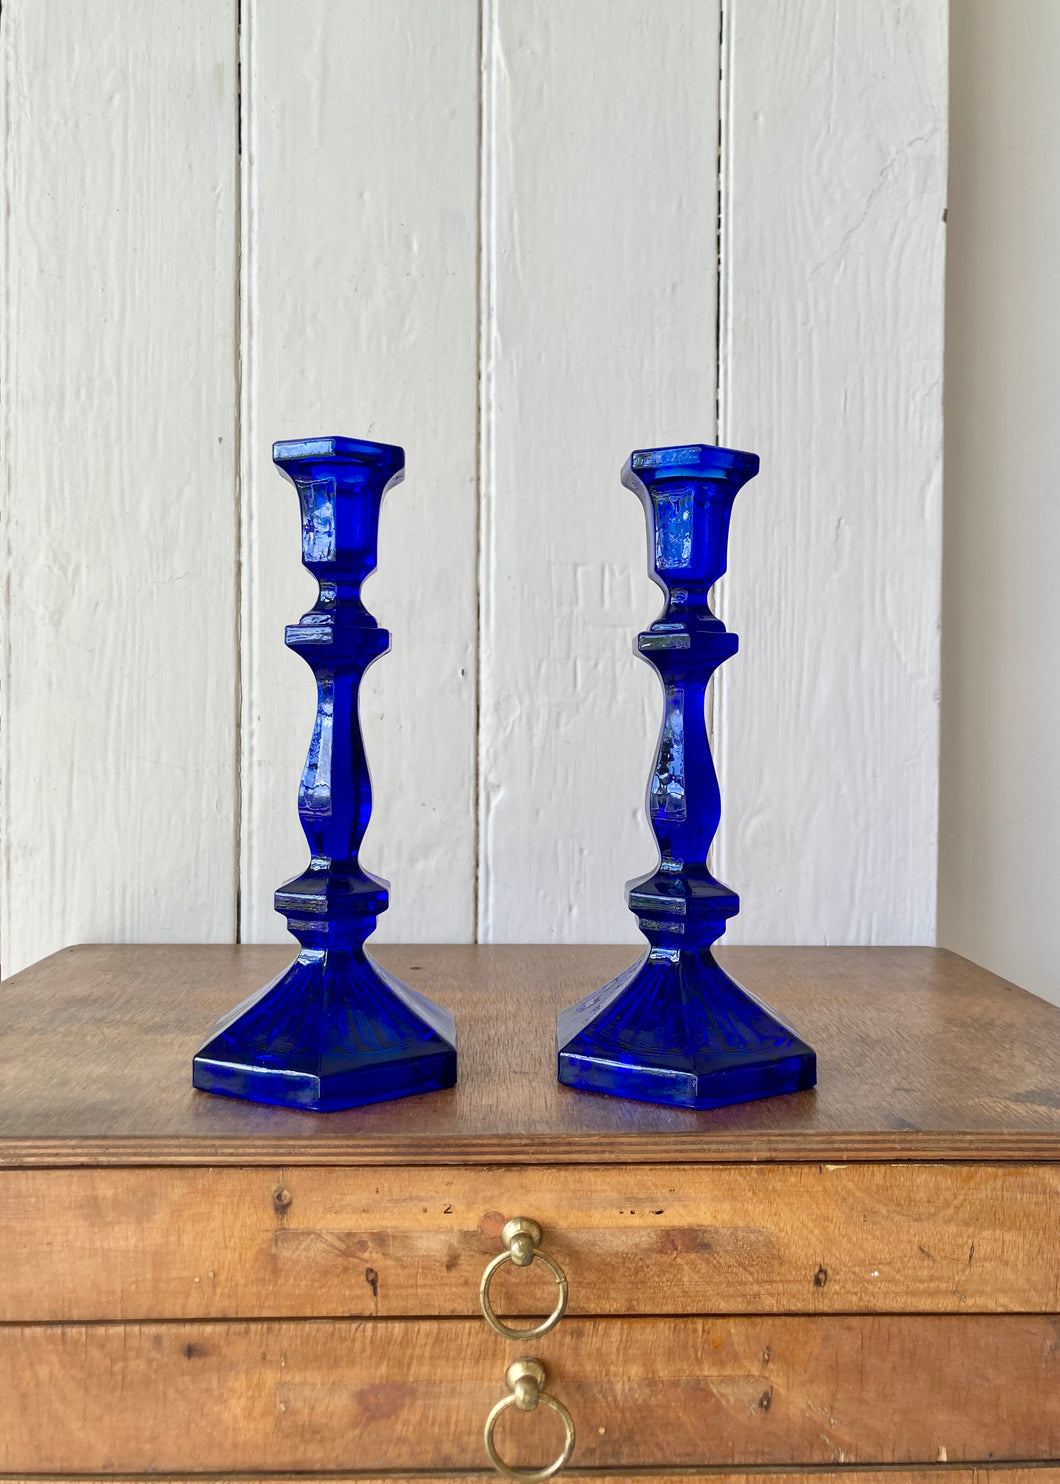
[2,943,1060,1480]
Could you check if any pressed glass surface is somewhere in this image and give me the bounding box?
[557,444,817,1109]
[193,437,456,1110]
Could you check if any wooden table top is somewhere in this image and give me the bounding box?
[1,944,1059,1166]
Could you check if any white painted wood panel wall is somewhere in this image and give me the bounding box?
[1,3,240,974]
[0,0,947,975]
[715,1,947,945]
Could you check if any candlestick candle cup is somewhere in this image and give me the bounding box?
[193,437,456,1111]
[557,444,816,1109]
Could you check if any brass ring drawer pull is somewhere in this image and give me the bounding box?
[480,1217,569,1340]
[484,1357,575,1483]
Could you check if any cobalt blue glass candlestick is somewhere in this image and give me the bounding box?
[193,437,456,1111]
[557,444,816,1109]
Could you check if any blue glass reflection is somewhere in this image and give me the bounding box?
[557,444,816,1109]
[193,437,456,1111]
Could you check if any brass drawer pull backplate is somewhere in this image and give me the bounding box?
[480,1217,569,1340]
[484,1356,576,1483]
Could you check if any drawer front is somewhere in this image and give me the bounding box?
[3,1315,1060,1472]
[2,1162,1058,1320]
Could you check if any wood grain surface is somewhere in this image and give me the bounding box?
[3,1315,1058,1472]
[3,1161,1057,1322]
[1,945,1060,1165]
[6,1478,1057,1484]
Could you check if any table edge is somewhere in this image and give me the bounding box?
[3,1131,1060,1167]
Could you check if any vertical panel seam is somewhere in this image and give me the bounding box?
[236,0,253,944]
[714,0,725,453]
[473,0,482,943]
[233,0,244,943]
[0,0,9,977]
[708,0,729,862]
[475,0,497,944]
